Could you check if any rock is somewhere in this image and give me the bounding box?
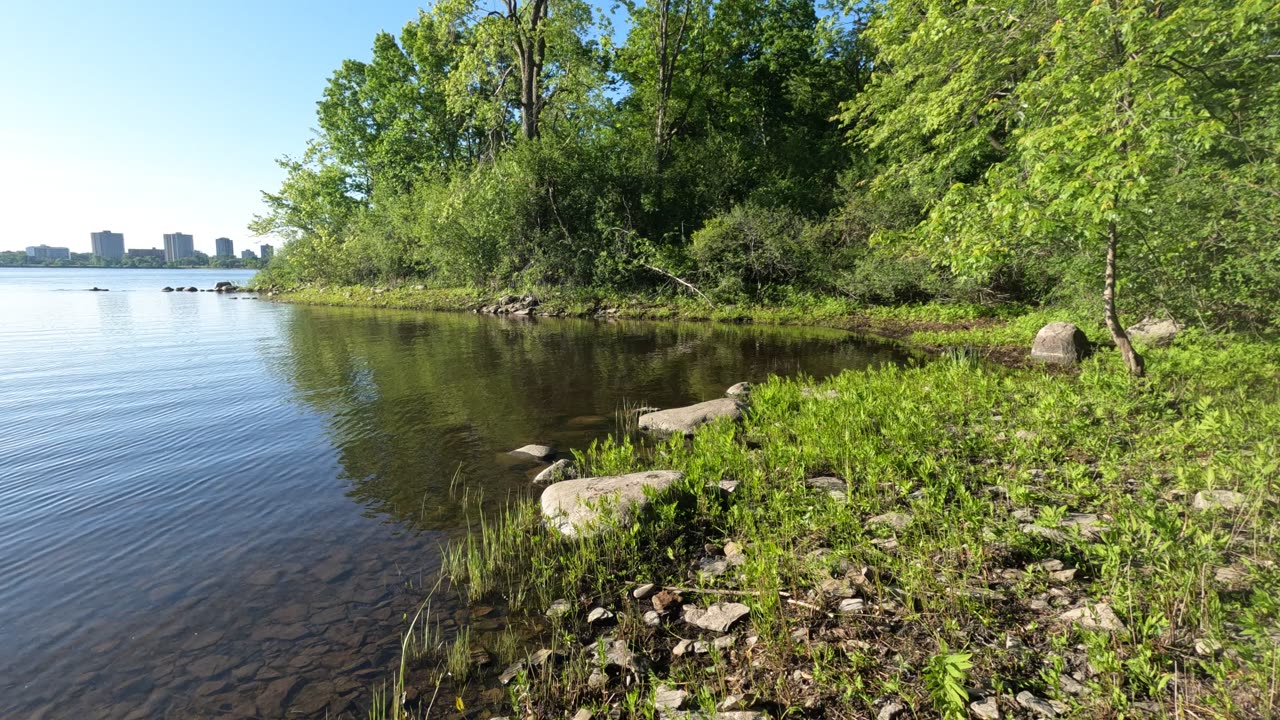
[1126,317,1181,346]
[643,610,662,627]
[1214,564,1248,584]
[877,702,905,720]
[215,281,234,290]
[673,639,693,657]
[1058,674,1086,695]
[587,607,615,624]
[655,688,688,712]
[588,669,607,689]
[511,444,555,460]
[634,583,657,599]
[838,598,865,614]
[970,696,1001,719]
[652,589,682,613]
[534,459,578,484]
[541,471,683,537]
[603,639,642,673]
[546,599,573,618]
[256,676,300,716]
[1060,512,1105,538]
[806,476,849,501]
[638,399,744,435]
[1195,637,1222,657]
[174,286,186,291]
[718,479,740,494]
[1014,430,1038,442]
[715,713,769,720]
[1031,322,1088,365]
[1193,489,1246,512]
[185,286,197,292]
[723,541,744,559]
[682,602,750,633]
[699,557,729,577]
[1021,524,1070,544]
[499,660,525,684]
[530,648,560,668]
[572,709,593,720]
[89,286,108,291]
[1016,691,1063,718]
[869,512,912,531]
[162,287,174,292]
[1059,603,1127,633]
[1051,569,1078,583]
[726,382,751,397]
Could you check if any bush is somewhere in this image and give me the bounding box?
[690,205,818,300]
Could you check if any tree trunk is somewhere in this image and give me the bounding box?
[508,0,547,141]
[1104,222,1145,377]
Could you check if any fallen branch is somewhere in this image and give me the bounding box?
[642,263,714,307]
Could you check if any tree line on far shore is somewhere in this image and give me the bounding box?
[252,0,1279,372]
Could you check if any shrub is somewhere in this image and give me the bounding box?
[690,205,818,300]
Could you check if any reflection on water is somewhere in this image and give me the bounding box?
[0,269,909,719]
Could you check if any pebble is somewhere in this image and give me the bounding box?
[877,702,905,720]
[970,696,1000,719]
[587,607,615,624]
[682,603,750,633]
[546,599,573,618]
[868,512,912,531]
[643,610,662,627]
[838,598,865,614]
[655,688,687,711]
[1059,602,1127,632]
[1016,691,1064,718]
[633,583,657,599]
[1193,489,1246,511]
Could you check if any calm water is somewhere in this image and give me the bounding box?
[0,268,910,719]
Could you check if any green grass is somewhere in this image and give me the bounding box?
[413,333,1279,719]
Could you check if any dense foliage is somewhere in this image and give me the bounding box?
[253,0,1278,334]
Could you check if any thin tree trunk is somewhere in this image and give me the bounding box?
[1104,222,1145,377]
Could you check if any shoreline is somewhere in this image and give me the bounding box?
[267,285,1278,720]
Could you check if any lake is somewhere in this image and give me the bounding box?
[0,267,910,718]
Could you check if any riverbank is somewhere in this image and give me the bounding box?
[265,284,1086,367]
[309,282,1275,719]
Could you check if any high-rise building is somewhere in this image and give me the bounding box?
[163,232,195,263]
[25,245,71,260]
[259,244,274,261]
[127,248,165,259]
[215,237,234,258]
[240,249,257,260]
[90,230,125,259]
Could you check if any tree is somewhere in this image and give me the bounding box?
[851,0,1280,375]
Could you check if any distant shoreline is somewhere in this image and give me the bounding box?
[0,265,256,271]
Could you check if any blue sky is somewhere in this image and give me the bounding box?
[0,1,424,254]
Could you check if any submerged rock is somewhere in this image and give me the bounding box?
[638,399,744,435]
[511,444,555,460]
[1031,322,1088,365]
[161,287,174,292]
[540,470,683,537]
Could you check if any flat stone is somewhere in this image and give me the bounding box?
[634,583,657,599]
[1031,322,1088,365]
[682,602,751,633]
[541,471,683,537]
[534,459,578,484]
[530,648,560,667]
[699,557,729,577]
[970,696,1001,719]
[869,512,912,531]
[256,676,300,716]
[838,598,865,614]
[806,476,848,501]
[511,444,555,460]
[1058,674,1086,695]
[587,607,615,624]
[499,660,525,684]
[604,639,641,673]
[638,399,744,435]
[643,610,662,627]
[1051,569,1078,583]
[1016,691,1064,717]
[655,688,688,711]
[1193,490,1246,512]
[572,709,593,720]
[1059,603,1127,632]
[546,599,573,618]
[1021,524,1070,544]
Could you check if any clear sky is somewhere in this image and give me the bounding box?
[0,1,424,254]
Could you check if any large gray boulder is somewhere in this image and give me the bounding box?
[638,399,743,436]
[1031,322,1088,365]
[540,470,683,537]
[1126,317,1181,346]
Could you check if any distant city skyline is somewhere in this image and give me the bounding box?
[6,232,273,257]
